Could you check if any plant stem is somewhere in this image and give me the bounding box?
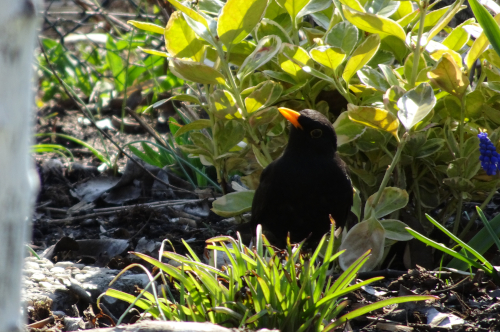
[409,2,427,89]
[368,133,408,216]
[215,43,273,165]
[452,196,463,238]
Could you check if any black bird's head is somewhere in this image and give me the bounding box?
[278,108,338,155]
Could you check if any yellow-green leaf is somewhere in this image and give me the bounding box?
[337,0,365,12]
[343,33,381,83]
[343,6,406,42]
[276,0,309,26]
[165,12,205,61]
[170,58,226,85]
[218,0,269,48]
[212,191,255,217]
[428,52,469,99]
[165,0,209,28]
[278,43,314,83]
[138,47,169,57]
[310,46,346,71]
[128,21,165,34]
[245,81,283,113]
[442,26,470,52]
[347,104,399,141]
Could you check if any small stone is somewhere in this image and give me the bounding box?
[25,257,41,262]
[50,267,66,274]
[39,282,53,289]
[74,274,86,282]
[24,262,40,269]
[39,262,54,269]
[82,266,92,271]
[55,261,75,268]
[73,264,85,269]
[31,273,46,282]
[23,269,39,277]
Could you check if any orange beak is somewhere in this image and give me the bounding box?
[278,107,303,130]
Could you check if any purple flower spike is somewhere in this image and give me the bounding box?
[478,132,500,176]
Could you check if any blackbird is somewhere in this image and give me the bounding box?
[250,108,353,247]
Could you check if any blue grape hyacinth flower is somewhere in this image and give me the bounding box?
[478,132,500,176]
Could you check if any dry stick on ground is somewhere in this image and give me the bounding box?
[45,198,213,224]
[38,40,195,196]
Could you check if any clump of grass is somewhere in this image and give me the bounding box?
[103,224,435,330]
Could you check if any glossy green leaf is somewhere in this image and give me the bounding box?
[343,33,381,83]
[397,83,436,131]
[256,19,292,44]
[428,53,469,99]
[380,219,413,241]
[276,0,309,26]
[128,21,165,34]
[210,89,239,119]
[169,58,226,85]
[347,104,399,141]
[218,0,268,48]
[310,46,346,72]
[442,26,470,52]
[174,119,212,138]
[469,0,500,59]
[333,111,366,146]
[165,11,206,61]
[343,6,406,42]
[465,13,500,70]
[211,191,255,217]
[278,43,314,83]
[364,187,409,219]
[238,35,282,80]
[325,22,358,55]
[245,80,283,113]
[357,66,390,92]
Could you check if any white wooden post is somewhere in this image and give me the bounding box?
[0,1,40,331]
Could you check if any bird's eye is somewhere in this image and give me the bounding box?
[310,129,323,138]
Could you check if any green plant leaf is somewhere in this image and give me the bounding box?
[342,33,381,83]
[216,120,246,153]
[174,119,212,138]
[245,80,283,113]
[343,6,406,41]
[339,217,385,272]
[333,112,366,146]
[448,207,500,269]
[347,104,399,141]
[128,21,165,34]
[238,35,282,80]
[428,53,469,99]
[169,58,226,85]
[278,43,314,83]
[325,21,358,55]
[365,187,409,219]
[469,0,500,59]
[218,0,268,48]
[465,13,500,70]
[211,191,255,217]
[325,295,437,330]
[256,19,293,44]
[397,83,436,131]
[309,46,346,72]
[357,66,390,92]
[165,11,206,61]
[210,89,239,119]
[442,26,470,52]
[380,219,413,241]
[276,0,309,26]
